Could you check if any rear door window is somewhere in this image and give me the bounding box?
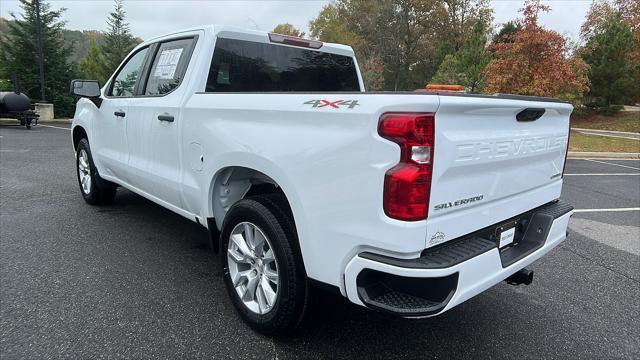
[205,38,360,92]
[144,38,196,96]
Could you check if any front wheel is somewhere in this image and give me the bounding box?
[220,195,307,335]
[76,138,117,205]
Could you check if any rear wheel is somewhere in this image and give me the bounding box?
[221,195,307,335]
[76,138,117,205]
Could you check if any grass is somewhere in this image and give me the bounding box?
[569,130,640,153]
[571,112,640,133]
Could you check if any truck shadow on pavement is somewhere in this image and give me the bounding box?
[101,189,596,360]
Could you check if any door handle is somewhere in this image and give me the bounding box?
[157,114,175,122]
[516,108,545,122]
[114,111,126,117]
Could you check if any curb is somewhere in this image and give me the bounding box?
[572,128,640,140]
[40,119,72,124]
[1,118,71,124]
[572,128,640,136]
[568,151,640,159]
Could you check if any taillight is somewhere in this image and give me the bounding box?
[378,112,435,221]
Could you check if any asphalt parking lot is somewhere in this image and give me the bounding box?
[1,123,639,359]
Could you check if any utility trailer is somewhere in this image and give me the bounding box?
[0,91,39,129]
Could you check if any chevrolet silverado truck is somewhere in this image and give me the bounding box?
[70,25,574,334]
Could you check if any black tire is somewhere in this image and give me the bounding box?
[220,194,308,335]
[76,138,117,205]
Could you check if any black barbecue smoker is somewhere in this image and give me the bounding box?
[0,78,39,129]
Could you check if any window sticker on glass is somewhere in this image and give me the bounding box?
[154,48,184,79]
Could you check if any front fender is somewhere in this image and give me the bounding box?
[71,98,101,151]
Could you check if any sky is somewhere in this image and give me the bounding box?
[0,0,593,42]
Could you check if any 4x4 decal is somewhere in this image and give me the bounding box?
[304,99,360,109]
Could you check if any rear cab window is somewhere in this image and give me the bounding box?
[205,37,360,92]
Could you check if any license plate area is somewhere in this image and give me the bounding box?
[496,220,521,249]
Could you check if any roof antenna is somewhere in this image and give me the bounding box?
[247,17,259,29]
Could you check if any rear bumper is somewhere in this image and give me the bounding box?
[343,201,573,317]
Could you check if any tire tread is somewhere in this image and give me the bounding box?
[220,194,307,335]
[76,138,117,205]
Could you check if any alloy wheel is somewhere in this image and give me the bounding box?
[227,222,279,315]
[78,149,92,195]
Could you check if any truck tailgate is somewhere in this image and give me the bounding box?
[426,95,572,248]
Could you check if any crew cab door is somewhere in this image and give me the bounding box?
[124,36,197,208]
[94,46,150,183]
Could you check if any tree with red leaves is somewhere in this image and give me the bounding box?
[483,0,589,103]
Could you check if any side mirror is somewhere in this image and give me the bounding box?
[70,79,102,107]
[70,79,101,98]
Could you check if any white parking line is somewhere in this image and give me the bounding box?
[39,124,71,131]
[565,173,640,176]
[583,159,640,170]
[574,208,640,213]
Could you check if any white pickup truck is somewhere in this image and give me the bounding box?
[70,25,573,334]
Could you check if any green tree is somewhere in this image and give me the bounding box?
[310,0,440,90]
[102,0,136,76]
[309,4,357,45]
[441,0,494,51]
[493,21,519,43]
[431,54,463,85]
[309,0,493,91]
[309,3,385,90]
[459,21,491,92]
[581,13,636,106]
[77,35,108,84]
[433,21,491,92]
[272,23,305,37]
[0,0,75,116]
[0,79,12,91]
[580,0,639,105]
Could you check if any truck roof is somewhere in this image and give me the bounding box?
[141,24,355,58]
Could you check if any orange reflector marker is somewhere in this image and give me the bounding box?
[425,84,465,92]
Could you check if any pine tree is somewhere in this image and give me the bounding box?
[77,35,108,84]
[456,21,491,92]
[432,21,491,92]
[431,54,464,87]
[493,22,519,44]
[102,0,136,76]
[0,0,75,116]
[581,13,636,107]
